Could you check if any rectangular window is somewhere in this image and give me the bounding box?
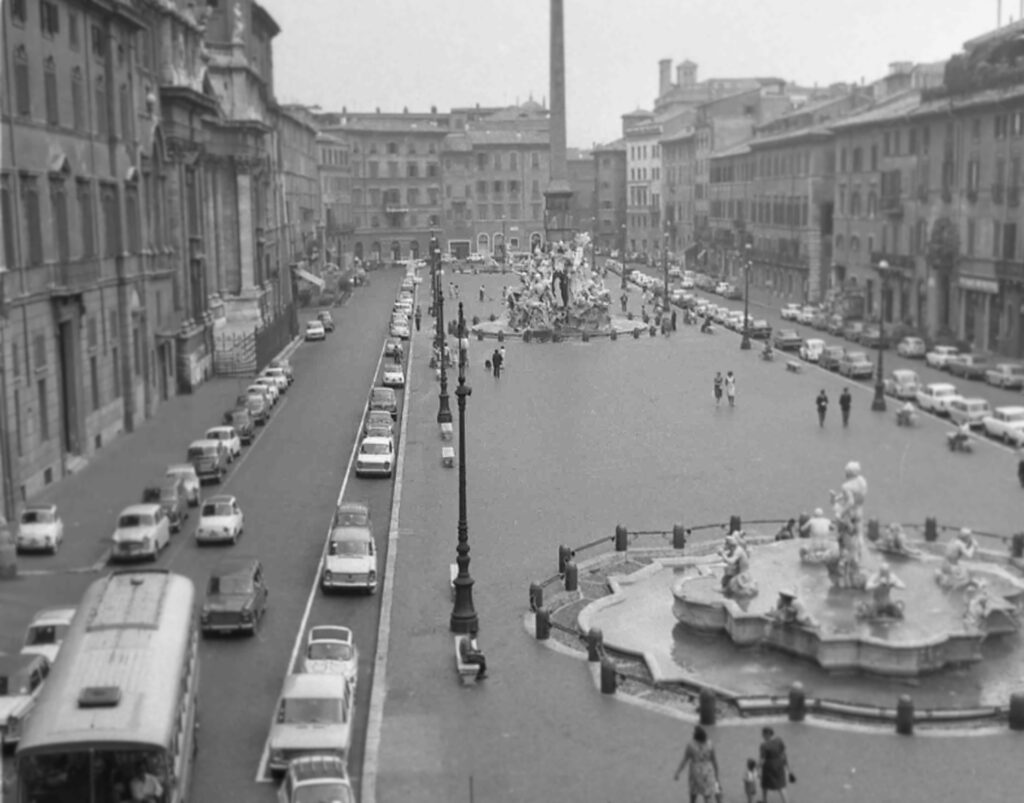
[21,176,43,265]
[91,24,105,59]
[38,378,49,442]
[111,346,120,398]
[95,78,107,137]
[908,129,918,155]
[967,159,980,194]
[132,327,140,377]
[71,69,84,130]
[1005,223,1018,261]
[90,355,100,411]
[14,389,22,456]
[50,179,69,262]
[1,177,16,269]
[44,61,59,125]
[78,180,95,257]
[125,184,140,252]
[68,11,79,49]
[119,84,132,142]
[966,219,976,256]
[101,183,120,257]
[41,1,59,37]
[994,221,1003,259]
[11,0,27,25]
[14,48,31,116]
[870,144,878,171]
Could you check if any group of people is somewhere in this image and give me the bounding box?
[675,725,794,803]
[814,387,853,427]
[713,371,737,407]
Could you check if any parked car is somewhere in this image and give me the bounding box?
[0,653,49,749]
[369,387,398,420]
[110,503,171,562]
[187,439,230,484]
[302,625,359,689]
[982,406,1024,444]
[355,435,395,478]
[276,754,355,803]
[269,358,295,383]
[810,311,830,330]
[772,329,803,351]
[226,408,255,445]
[948,397,993,429]
[842,321,866,342]
[267,674,355,775]
[916,382,964,415]
[261,365,292,389]
[896,337,927,358]
[925,345,960,369]
[228,392,268,426]
[258,369,289,394]
[166,463,201,507]
[390,318,411,340]
[20,607,76,663]
[384,338,404,359]
[859,327,888,349]
[721,284,742,300]
[141,476,188,533]
[381,361,405,388]
[195,494,245,546]
[947,353,992,380]
[201,556,268,636]
[819,345,846,372]
[363,410,394,437]
[305,320,326,341]
[796,306,817,325]
[780,303,800,319]
[883,369,921,400]
[985,362,1024,389]
[825,315,846,336]
[317,310,335,332]
[14,505,64,554]
[747,319,772,340]
[248,380,279,406]
[838,350,874,378]
[799,338,826,362]
[321,514,378,594]
[205,425,243,461]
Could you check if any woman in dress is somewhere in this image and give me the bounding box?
[674,725,720,803]
[758,726,792,803]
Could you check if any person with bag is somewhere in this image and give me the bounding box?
[758,726,795,803]
[674,724,721,803]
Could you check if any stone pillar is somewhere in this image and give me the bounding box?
[544,0,573,244]
[236,166,255,292]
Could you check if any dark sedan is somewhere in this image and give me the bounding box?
[772,329,803,351]
[200,556,269,636]
[947,354,992,380]
[819,345,846,371]
[746,319,772,340]
[859,327,889,349]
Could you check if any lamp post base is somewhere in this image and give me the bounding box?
[437,397,453,424]
[740,335,752,350]
[871,384,887,412]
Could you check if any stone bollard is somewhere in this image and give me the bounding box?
[797,512,810,537]
[558,544,573,574]
[649,325,657,337]
[535,607,551,640]
[1009,692,1024,731]
[632,328,641,339]
[610,329,618,341]
[529,582,544,612]
[896,694,914,735]
[924,517,938,542]
[866,518,881,543]
[0,519,17,579]
[497,330,505,343]
[523,330,533,343]
[614,525,628,552]
[600,658,617,694]
[1011,533,1024,560]
[698,688,717,726]
[477,331,484,341]
[564,561,578,592]
[788,682,806,722]
[586,627,603,662]
[672,523,687,550]
[582,332,590,342]
[729,515,742,534]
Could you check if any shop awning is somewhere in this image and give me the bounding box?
[292,266,326,289]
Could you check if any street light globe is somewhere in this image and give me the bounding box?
[878,259,889,271]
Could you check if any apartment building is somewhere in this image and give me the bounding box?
[593,139,626,253]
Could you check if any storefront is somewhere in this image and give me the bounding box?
[957,275,999,352]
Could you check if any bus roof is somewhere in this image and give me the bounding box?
[17,570,196,753]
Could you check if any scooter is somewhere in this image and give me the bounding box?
[761,348,775,362]
[895,409,918,427]
[946,431,973,453]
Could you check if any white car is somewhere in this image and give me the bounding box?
[14,505,64,554]
[799,339,826,362]
[915,382,963,415]
[277,754,355,803]
[982,406,1024,444]
[250,379,280,405]
[267,674,355,775]
[305,320,326,341]
[260,367,290,392]
[166,463,201,506]
[205,426,242,461]
[985,362,1024,389]
[925,345,960,369]
[20,607,76,663]
[302,625,359,689]
[195,494,244,545]
[896,337,927,358]
[355,436,395,478]
[796,306,818,325]
[390,319,411,340]
[321,520,378,594]
[0,653,49,749]
[110,503,171,562]
[780,303,801,321]
[267,359,295,384]
[948,397,992,429]
[381,361,405,388]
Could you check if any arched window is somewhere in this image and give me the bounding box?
[390,240,401,261]
[866,191,878,218]
[370,241,381,261]
[95,77,108,137]
[476,233,490,253]
[354,242,363,261]
[71,67,84,131]
[850,235,861,254]
[835,234,844,253]
[14,47,30,117]
[850,190,861,217]
[44,57,59,125]
[387,142,398,155]
[409,241,419,259]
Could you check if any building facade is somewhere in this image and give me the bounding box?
[567,147,596,242]
[316,131,353,268]
[622,110,660,257]
[274,105,321,292]
[662,128,696,256]
[593,139,626,253]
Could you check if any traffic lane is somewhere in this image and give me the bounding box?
[180,273,402,801]
[378,317,1023,803]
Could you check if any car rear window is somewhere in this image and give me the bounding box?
[118,514,153,527]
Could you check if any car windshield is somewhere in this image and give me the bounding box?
[160,487,179,502]
[203,502,235,517]
[779,331,797,338]
[26,624,66,645]
[848,353,867,361]
[118,514,153,527]
[336,510,368,527]
[361,442,390,455]
[209,573,252,595]
[308,642,355,661]
[294,784,353,803]
[21,510,55,524]
[331,538,370,556]
[934,388,956,397]
[280,697,344,724]
[189,447,215,459]
[371,391,393,403]
[1002,410,1024,421]
[0,668,37,696]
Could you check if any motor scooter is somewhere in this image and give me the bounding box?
[946,431,973,453]
[700,322,715,335]
[760,346,775,362]
[895,409,918,427]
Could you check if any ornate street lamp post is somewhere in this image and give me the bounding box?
[871,259,890,412]
[450,303,479,634]
[662,228,670,310]
[740,242,752,350]
[620,224,629,290]
[432,235,452,424]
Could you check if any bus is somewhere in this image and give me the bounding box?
[15,569,199,803]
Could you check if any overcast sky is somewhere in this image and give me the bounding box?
[259,0,1006,147]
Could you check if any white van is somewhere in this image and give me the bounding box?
[948,398,992,428]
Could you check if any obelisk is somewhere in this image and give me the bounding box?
[544,0,574,245]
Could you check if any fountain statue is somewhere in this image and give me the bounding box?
[718,534,758,599]
[870,522,922,558]
[768,589,818,629]
[822,461,868,589]
[856,562,906,620]
[936,528,979,590]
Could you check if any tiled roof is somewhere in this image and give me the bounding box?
[465,129,549,146]
[911,82,1024,118]
[829,91,922,130]
[749,123,834,148]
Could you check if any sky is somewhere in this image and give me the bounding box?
[259,0,1007,147]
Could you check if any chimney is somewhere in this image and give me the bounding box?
[678,60,698,88]
[431,105,437,114]
[659,59,672,97]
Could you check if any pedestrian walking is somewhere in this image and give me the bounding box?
[725,371,737,407]
[620,292,628,313]
[448,281,455,299]
[743,757,759,803]
[674,724,721,803]
[492,348,503,378]
[671,308,678,331]
[839,387,852,427]
[713,372,724,407]
[758,726,795,803]
[459,332,470,370]
[479,284,485,302]
[414,305,422,331]
[498,345,506,370]
[816,389,829,427]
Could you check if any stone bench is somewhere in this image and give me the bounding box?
[450,563,458,599]
[442,446,455,467]
[786,360,803,373]
[453,635,483,684]
[440,422,453,441]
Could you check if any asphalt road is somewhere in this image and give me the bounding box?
[1,270,405,802]
[371,269,1024,803]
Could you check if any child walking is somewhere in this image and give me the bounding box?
[743,758,758,803]
[713,372,724,407]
